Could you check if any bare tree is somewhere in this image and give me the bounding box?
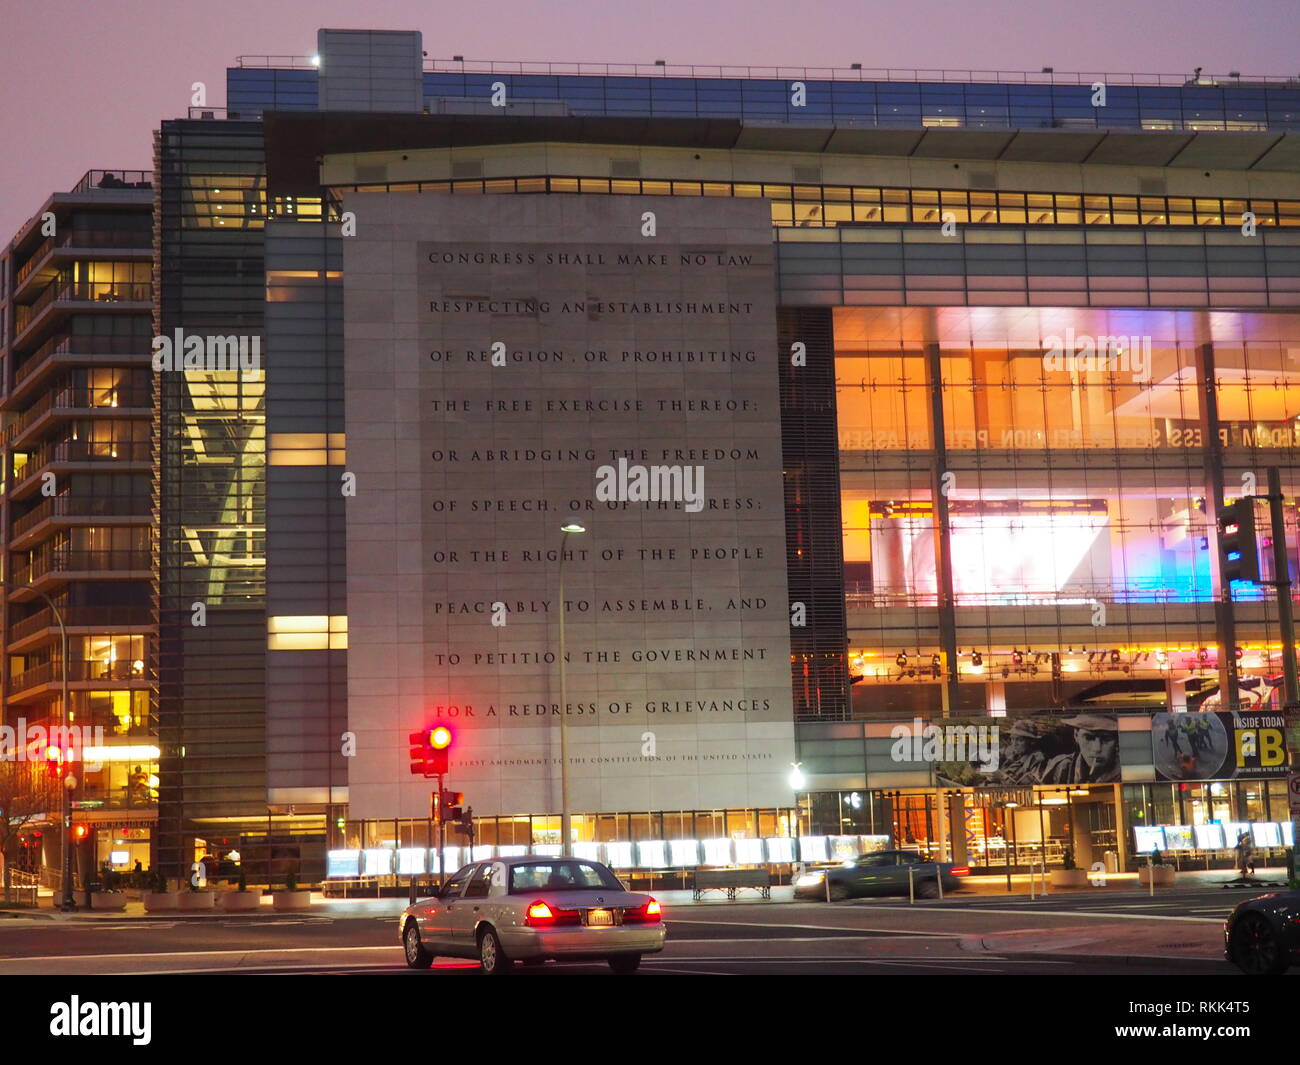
[0,760,58,904]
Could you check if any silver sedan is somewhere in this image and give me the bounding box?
[400,855,667,974]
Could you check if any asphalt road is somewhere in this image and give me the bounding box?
[867,885,1278,921]
[0,895,1257,976]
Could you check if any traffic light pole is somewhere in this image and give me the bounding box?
[1264,469,1300,871]
[435,773,446,888]
[1264,468,1300,706]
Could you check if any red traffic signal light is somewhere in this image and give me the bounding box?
[408,726,453,777]
[73,824,88,840]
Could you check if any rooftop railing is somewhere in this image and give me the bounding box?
[71,170,152,193]
[234,54,1300,87]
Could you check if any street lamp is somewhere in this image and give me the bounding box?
[557,517,585,856]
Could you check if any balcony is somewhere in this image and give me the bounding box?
[9,334,149,403]
[7,605,154,647]
[10,439,151,501]
[13,282,151,347]
[8,658,151,701]
[8,386,152,450]
[13,237,54,288]
[12,229,151,301]
[10,550,153,599]
[10,493,150,546]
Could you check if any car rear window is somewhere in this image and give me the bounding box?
[508,861,622,894]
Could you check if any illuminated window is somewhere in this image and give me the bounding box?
[268,432,345,465]
[267,615,347,651]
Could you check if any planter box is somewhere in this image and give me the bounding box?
[1049,869,1090,888]
[177,891,216,910]
[88,892,129,911]
[271,890,312,912]
[1138,866,1175,886]
[144,891,179,912]
[217,890,263,912]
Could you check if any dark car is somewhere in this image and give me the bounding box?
[793,850,970,901]
[1224,890,1300,974]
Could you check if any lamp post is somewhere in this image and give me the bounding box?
[788,762,806,867]
[557,518,586,857]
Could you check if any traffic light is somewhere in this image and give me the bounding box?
[1218,499,1261,583]
[408,725,453,777]
[438,790,465,821]
[428,726,452,776]
[408,731,429,776]
[73,824,88,840]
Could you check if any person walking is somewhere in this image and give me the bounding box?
[1235,831,1254,879]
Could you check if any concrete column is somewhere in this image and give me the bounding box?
[934,787,948,862]
[1113,783,1130,872]
[922,309,960,716]
[950,791,969,864]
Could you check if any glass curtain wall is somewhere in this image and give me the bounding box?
[837,306,1300,716]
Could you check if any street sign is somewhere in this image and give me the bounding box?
[1289,771,1300,816]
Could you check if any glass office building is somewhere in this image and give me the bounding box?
[133,29,1300,882]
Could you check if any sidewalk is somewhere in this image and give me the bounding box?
[961,864,1291,895]
[4,865,1288,921]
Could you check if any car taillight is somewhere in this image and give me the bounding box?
[526,901,555,927]
[950,866,970,877]
[525,901,580,927]
[624,897,662,924]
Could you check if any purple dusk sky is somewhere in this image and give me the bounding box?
[2,0,1298,240]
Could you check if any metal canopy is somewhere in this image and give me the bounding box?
[261,111,1300,198]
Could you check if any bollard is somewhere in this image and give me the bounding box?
[908,865,915,905]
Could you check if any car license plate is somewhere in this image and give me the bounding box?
[586,908,614,927]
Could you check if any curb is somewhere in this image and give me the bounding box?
[961,934,1226,969]
[20,911,336,922]
[979,947,1227,970]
